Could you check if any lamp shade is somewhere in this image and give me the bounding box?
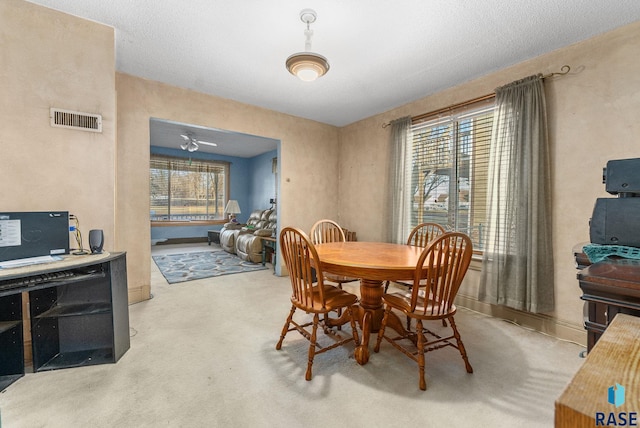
[224,199,241,215]
[286,52,330,82]
[285,9,329,82]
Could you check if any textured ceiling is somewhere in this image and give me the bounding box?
[23,1,640,154]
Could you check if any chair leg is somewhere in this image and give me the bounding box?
[383,280,390,293]
[374,306,392,352]
[448,316,473,373]
[276,305,296,350]
[336,288,343,329]
[348,305,360,346]
[416,319,427,391]
[306,313,320,381]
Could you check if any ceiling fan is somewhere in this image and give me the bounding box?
[180,133,217,152]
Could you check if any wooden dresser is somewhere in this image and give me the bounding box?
[555,313,640,427]
[577,258,640,353]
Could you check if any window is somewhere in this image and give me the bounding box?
[150,154,230,221]
[408,99,494,250]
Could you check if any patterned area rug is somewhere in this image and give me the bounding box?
[152,250,267,284]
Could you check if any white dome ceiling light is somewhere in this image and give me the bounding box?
[285,9,330,82]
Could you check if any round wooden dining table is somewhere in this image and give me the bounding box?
[313,241,425,364]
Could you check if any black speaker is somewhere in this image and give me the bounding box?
[604,157,640,195]
[590,198,640,246]
[89,229,104,254]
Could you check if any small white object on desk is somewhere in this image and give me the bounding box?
[0,255,62,269]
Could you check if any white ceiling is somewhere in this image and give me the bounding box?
[24,1,640,155]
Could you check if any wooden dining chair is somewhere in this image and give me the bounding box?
[374,232,474,390]
[384,222,446,294]
[276,227,360,381]
[310,219,359,290]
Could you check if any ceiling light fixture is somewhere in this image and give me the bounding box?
[285,9,330,82]
[179,133,217,153]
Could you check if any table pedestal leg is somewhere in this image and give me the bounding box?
[354,278,385,365]
[353,278,410,364]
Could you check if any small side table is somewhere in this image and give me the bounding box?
[207,230,220,245]
[261,237,277,267]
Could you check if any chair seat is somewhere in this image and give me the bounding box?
[383,292,456,320]
[298,285,359,313]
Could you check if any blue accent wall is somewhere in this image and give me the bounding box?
[150,146,277,240]
[248,151,277,210]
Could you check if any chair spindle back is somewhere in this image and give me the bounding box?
[407,222,446,248]
[310,219,347,245]
[280,227,326,310]
[412,232,473,316]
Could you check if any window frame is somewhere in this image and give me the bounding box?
[150,154,230,225]
[407,96,495,253]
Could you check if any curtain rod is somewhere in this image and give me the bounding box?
[382,65,571,128]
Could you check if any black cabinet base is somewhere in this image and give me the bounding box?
[0,252,129,391]
[37,348,115,371]
[0,374,24,392]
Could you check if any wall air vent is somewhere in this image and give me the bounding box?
[50,108,102,133]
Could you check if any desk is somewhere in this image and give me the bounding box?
[555,313,640,427]
[314,241,424,364]
[0,252,129,391]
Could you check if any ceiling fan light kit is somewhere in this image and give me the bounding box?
[179,133,217,152]
[286,9,330,82]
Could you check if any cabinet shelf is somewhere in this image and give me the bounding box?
[0,320,21,334]
[0,374,24,392]
[0,271,105,298]
[36,348,115,371]
[0,252,129,390]
[33,302,112,319]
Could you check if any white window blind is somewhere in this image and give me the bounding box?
[150,155,229,221]
[408,98,494,250]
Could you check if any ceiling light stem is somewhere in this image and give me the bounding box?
[304,28,313,52]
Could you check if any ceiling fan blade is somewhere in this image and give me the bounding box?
[180,134,190,140]
[197,140,217,147]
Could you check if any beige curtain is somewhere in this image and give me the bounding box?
[479,75,555,313]
[388,117,412,244]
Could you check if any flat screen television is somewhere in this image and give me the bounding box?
[0,211,69,262]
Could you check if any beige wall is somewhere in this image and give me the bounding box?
[0,2,116,255]
[6,1,640,344]
[116,74,341,301]
[338,20,640,343]
[2,1,341,305]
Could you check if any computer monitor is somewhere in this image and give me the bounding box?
[0,211,69,262]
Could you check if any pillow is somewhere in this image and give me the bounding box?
[224,222,242,230]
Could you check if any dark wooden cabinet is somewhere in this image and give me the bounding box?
[0,252,129,391]
[578,259,640,352]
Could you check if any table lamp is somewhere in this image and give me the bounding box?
[224,199,241,222]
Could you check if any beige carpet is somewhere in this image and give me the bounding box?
[0,243,585,428]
